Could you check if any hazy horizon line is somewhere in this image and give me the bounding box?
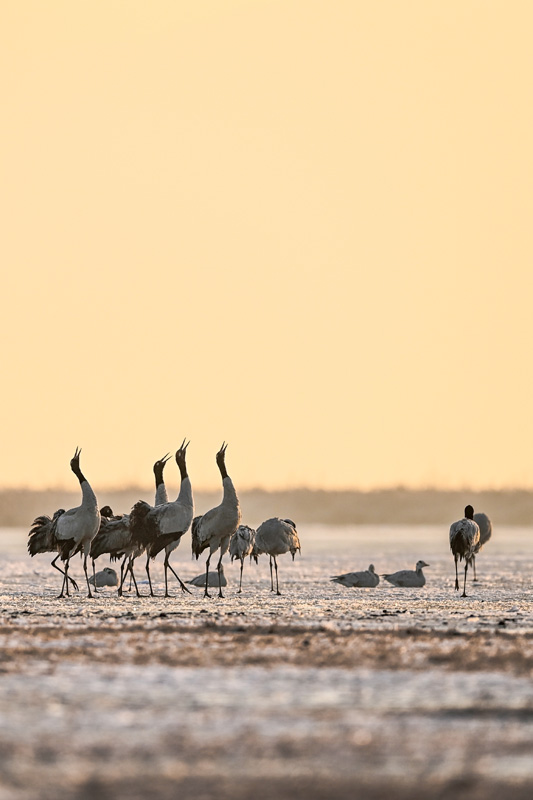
[3,483,533,495]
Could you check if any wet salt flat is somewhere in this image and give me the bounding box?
[0,524,532,799]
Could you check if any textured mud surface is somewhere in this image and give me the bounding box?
[0,524,532,799]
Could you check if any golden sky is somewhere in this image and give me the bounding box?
[1,0,533,492]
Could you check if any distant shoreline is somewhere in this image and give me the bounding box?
[4,487,533,527]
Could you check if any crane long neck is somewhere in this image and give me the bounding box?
[76,472,98,508]
[177,475,193,508]
[222,475,238,506]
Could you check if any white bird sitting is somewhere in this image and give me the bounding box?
[191,443,241,598]
[130,441,194,597]
[28,448,100,598]
[472,511,492,582]
[254,517,301,595]
[187,566,227,588]
[229,524,256,593]
[331,564,379,588]
[89,567,119,587]
[449,504,480,597]
[382,560,429,588]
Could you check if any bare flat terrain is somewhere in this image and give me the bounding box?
[0,524,532,799]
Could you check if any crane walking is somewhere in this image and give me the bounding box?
[449,505,480,597]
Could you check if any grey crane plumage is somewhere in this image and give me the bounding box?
[254,517,301,595]
[331,564,379,588]
[382,560,429,588]
[472,511,492,581]
[90,509,144,596]
[28,448,100,598]
[130,441,194,597]
[191,443,241,598]
[449,505,480,597]
[229,524,256,593]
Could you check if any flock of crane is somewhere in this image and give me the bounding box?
[27,444,493,600]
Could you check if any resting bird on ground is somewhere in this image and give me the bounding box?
[449,505,480,597]
[331,564,379,588]
[187,565,227,588]
[191,443,241,598]
[28,448,100,598]
[229,524,256,593]
[472,511,492,581]
[382,560,429,588]
[89,567,119,587]
[253,517,301,595]
[130,441,194,597]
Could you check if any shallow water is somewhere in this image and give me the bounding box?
[1,524,532,799]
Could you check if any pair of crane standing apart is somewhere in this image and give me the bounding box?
[28,443,300,599]
[27,445,491,600]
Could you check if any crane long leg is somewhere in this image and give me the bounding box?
[216,552,224,599]
[118,554,128,596]
[83,554,93,598]
[472,555,478,582]
[462,563,468,598]
[145,552,155,597]
[238,558,244,593]
[274,556,280,596]
[454,555,459,591]
[163,553,170,597]
[58,558,71,599]
[127,558,143,597]
[51,555,78,592]
[204,553,212,598]
[269,556,274,592]
[166,560,192,595]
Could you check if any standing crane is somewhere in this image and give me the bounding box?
[90,454,172,597]
[191,443,241,598]
[229,524,256,593]
[28,448,100,598]
[130,441,194,597]
[253,517,301,595]
[449,505,480,597]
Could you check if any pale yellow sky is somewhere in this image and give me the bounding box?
[1,1,532,492]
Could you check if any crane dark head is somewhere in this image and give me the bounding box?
[216,442,229,479]
[464,505,474,520]
[284,518,297,530]
[216,442,228,464]
[70,447,81,471]
[175,440,190,476]
[153,453,171,476]
[100,505,114,519]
